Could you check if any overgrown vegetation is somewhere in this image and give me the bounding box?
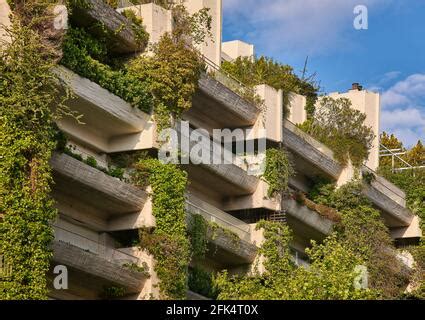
[214,221,378,300]
[132,158,190,299]
[263,148,294,198]
[127,5,210,131]
[221,56,319,118]
[188,267,217,299]
[61,26,153,113]
[298,97,375,167]
[0,20,70,299]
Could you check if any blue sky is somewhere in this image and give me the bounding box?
[222,0,425,147]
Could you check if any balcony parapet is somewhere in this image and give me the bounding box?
[70,0,145,54]
[51,153,148,217]
[282,120,343,179]
[185,71,261,130]
[52,225,147,295]
[55,67,154,153]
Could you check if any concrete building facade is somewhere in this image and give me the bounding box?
[0,0,421,300]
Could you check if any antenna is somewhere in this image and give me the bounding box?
[301,56,309,80]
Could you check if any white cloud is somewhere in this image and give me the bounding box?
[223,0,392,55]
[379,74,425,147]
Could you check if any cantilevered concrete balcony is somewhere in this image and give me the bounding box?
[282,120,343,180]
[50,226,147,299]
[284,198,334,248]
[69,0,145,54]
[360,166,414,228]
[184,73,261,130]
[50,153,149,230]
[55,67,154,153]
[186,193,257,267]
[177,124,259,197]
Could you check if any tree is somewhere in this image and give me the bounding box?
[298,97,375,167]
[406,140,425,167]
[379,132,406,169]
[221,56,319,118]
[213,221,379,300]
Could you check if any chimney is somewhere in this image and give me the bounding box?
[352,83,361,91]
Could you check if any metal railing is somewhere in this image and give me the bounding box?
[186,194,251,242]
[202,55,259,106]
[53,225,139,265]
[379,143,425,173]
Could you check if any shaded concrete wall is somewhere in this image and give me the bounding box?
[0,0,12,44]
[288,93,307,125]
[185,0,222,65]
[118,3,172,45]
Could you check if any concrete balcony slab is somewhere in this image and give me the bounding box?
[362,183,414,227]
[284,199,334,241]
[177,124,259,196]
[282,120,343,180]
[184,73,261,129]
[51,241,146,297]
[69,0,144,54]
[55,67,152,152]
[205,226,258,267]
[51,153,148,219]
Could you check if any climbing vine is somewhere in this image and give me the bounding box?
[132,158,190,299]
[262,148,294,198]
[0,20,70,299]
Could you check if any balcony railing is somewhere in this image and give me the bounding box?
[361,165,406,207]
[202,55,260,107]
[186,194,252,242]
[53,225,139,265]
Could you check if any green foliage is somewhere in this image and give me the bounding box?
[61,27,153,113]
[337,206,410,298]
[263,148,294,198]
[188,267,217,299]
[404,243,425,299]
[101,285,125,299]
[298,97,375,167]
[379,168,425,232]
[0,22,69,299]
[308,179,410,298]
[128,37,203,131]
[221,56,319,117]
[214,221,378,300]
[133,158,189,299]
[189,214,209,259]
[123,262,150,277]
[126,5,210,132]
[120,9,150,49]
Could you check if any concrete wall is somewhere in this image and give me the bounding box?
[328,89,381,171]
[185,0,222,65]
[0,0,11,44]
[222,40,254,61]
[120,0,222,65]
[287,93,307,125]
[118,3,172,45]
